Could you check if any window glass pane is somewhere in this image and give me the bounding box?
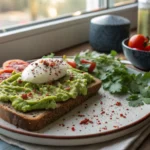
[0,0,107,30]
[109,0,136,7]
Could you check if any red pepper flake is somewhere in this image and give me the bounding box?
[116,102,122,106]
[120,114,126,118]
[100,101,103,105]
[55,72,59,76]
[102,127,107,130]
[70,74,74,80]
[28,92,33,97]
[80,118,93,125]
[101,111,105,115]
[71,127,75,131]
[78,114,85,117]
[21,94,28,100]
[65,87,71,91]
[18,80,22,84]
[97,122,101,125]
[113,126,119,129]
[43,60,49,67]
[96,120,101,125]
[112,110,114,113]
[84,104,88,109]
[59,124,65,127]
[126,108,129,111]
[49,62,55,67]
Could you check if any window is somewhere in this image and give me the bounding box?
[0,0,136,31]
[109,0,136,7]
[0,0,137,65]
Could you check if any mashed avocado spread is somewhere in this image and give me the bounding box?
[0,68,94,112]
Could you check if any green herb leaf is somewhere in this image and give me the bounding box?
[78,63,90,72]
[110,50,117,57]
[142,98,150,104]
[42,53,54,58]
[129,80,140,93]
[140,86,150,98]
[74,54,80,64]
[109,82,122,94]
[74,50,150,107]
[127,94,139,101]
[128,99,144,107]
[103,81,111,90]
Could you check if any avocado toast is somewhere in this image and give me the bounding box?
[0,58,101,131]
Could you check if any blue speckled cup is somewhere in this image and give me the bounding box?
[122,38,150,71]
[89,15,130,53]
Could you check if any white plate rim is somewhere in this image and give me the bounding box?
[0,113,150,140]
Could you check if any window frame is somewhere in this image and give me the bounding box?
[0,3,137,65]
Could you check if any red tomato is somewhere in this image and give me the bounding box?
[128,34,148,50]
[67,61,77,68]
[3,59,29,72]
[145,45,150,51]
[81,59,96,72]
[0,69,14,82]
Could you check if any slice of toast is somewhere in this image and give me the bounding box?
[0,77,101,131]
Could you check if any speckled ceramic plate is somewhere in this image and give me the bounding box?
[0,66,150,146]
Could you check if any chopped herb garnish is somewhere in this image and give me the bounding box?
[42,53,55,58]
[74,50,150,107]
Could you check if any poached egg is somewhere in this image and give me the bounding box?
[21,58,68,84]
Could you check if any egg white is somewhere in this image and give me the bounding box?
[21,58,68,84]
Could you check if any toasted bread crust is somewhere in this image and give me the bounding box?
[0,78,101,131]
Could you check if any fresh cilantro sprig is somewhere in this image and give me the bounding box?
[42,53,55,58]
[78,50,133,94]
[127,72,150,106]
[75,50,150,107]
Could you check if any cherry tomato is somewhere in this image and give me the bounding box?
[145,45,150,51]
[67,61,76,68]
[128,34,148,50]
[0,69,14,82]
[81,59,96,72]
[3,59,29,72]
